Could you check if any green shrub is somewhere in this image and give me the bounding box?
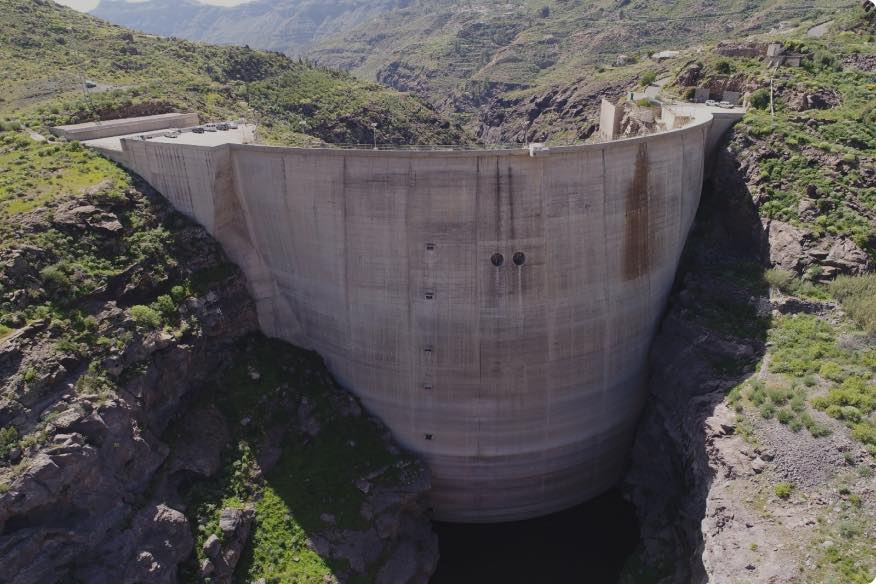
[760,402,777,419]
[819,361,846,382]
[152,295,177,319]
[800,412,832,437]
[170,285,189,303]
[790,393,806,412]
[0,426,18,458]
[640,71,657,86]
[715,59,733,74]
[851,422,876,447]
[767,385,792,405]
[776,408,795,425]
[750,88,771,110]
[39,263,73,299]
[128,305,162,329]
[749,382,767,406]
[765,268,797,292]
[830,275,876,335]
[774,482,793,499]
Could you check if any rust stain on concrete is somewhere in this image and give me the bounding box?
[623,143,650,280]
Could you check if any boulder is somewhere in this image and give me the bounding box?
[825,237,872,275]
[764,220,808,273]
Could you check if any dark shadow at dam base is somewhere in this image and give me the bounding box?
[431,489,639,584]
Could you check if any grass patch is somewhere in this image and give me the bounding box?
[181,336,418,583]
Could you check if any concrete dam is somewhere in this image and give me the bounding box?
[67,105,743,522]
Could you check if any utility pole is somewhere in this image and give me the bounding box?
[371,122,378,150]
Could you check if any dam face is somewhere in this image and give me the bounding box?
[99,110,737,522]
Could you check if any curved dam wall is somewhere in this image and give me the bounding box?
[118,113,729,522]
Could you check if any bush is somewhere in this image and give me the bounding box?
[765,268,797,293]
[800,412,831,437]
[170,285,188,303]
[830,275,876,335]
[767,385,792,405]
[640,71,657,86]
[774,482,793,499]
[819,362,846,382]
[851,422,876,447]
[0,426,18,458]
[40,263,73,299]
[777,408,795,425]
[750,88,771,110]
[715,59,733,74]
[152,295,177,319]
[129,305,162,329]
[760,402,777,419]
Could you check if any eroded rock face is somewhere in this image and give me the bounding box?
[785,87,841,111]
[0,187,257,583]
[764,219,872,279]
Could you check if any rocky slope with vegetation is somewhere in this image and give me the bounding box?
[1,0,468,146]
[84,0,850,141]
[622,7,876,584]
[0,1,451,582]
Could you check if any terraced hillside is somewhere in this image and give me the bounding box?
[92,0,404,57]
[85,1,853,128]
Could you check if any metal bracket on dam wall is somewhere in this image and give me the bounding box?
[66,106,743,523]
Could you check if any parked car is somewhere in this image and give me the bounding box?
[705,99,718,106]
[216,123,229,131]
[719,101,734,108]
[204,124,218,132]
[192,127,205,134]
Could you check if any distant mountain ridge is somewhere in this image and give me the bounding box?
[91,0,406,55]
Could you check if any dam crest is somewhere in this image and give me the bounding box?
[59,105,743,522]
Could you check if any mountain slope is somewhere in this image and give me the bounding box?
[309,0,848,104]
[87,0,855,138]
[1,0,467,146]
[92,0,405,57]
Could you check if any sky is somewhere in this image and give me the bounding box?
[55,0,251,11]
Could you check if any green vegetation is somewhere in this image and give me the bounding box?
[0,0,467,147]
[128,305,162,330]
[180,337,420,583]
[0,133,128,224]
[830,275,876,334]
[773,482,793,499]
[764,268,829,299]
[0,426,18,460]
[732,310,876,450]
[725,20,876,259]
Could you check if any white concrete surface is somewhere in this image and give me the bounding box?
[83,108,742,522]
